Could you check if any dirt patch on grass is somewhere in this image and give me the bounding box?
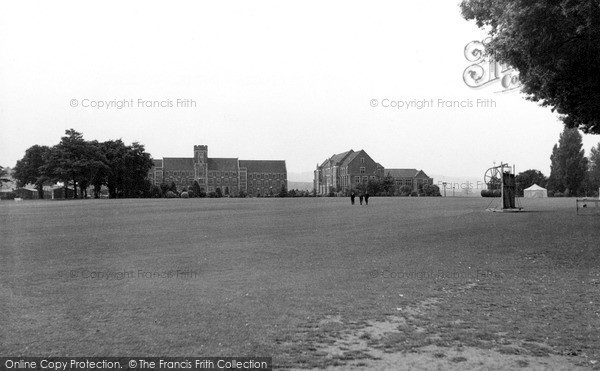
[311,345,592,370]
[299,291,596,370]
[303,314,593,370]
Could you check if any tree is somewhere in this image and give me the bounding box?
[149,184,162,198]
[102,140,153,198]
[159,183,169,196]
[278,184,287,197]
[366,179,381,196]
[515,169,547,196]
[380,175,396,195]
[191,181,205,198]
[422,184,441,197]
[460,0,600,133]
[399,185,413,196]
[585,143,600,196]
[12,145,51,198]
[42,129,90,198]
[0,166,11,186]
[547,127,588,196]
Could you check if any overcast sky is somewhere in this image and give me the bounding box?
[1,1,598,182]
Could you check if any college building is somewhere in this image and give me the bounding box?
[148,145,287,196]
[313,149,433,195]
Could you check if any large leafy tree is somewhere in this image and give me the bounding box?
[515,169,547,196]
[43,129,89,198]
[75,140,109,198]
[102,140,153,198]
[460,0,600,133]
[547,127,588,196]
[12,145,51,198]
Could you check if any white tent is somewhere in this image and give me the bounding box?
[524,184,547,198]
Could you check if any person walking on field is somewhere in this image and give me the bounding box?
[364,192,369,205]
[350,192,356,205]
[359,193,364,205]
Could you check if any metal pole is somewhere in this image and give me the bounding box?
[500,163,505,209]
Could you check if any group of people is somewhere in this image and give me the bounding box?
[350,192,369,205]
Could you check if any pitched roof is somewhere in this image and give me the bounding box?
[414,170,431,179]
[330,150,354,165]
[525,184,546,191]
[207,158,238,170]
[385,169,419,178]
[239,160,286,173]
[319,150,354,168]
[163,157,194,169]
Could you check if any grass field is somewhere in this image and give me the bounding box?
[1,197,599,369]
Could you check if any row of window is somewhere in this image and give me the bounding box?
[155,170,286,180]
[164,170,194,177]
[248,173,285,180]
[208,171,238,177]
[248,180,284,187]
[164,177,195,184]
[208,178,238,185]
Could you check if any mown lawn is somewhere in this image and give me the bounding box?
[1,197,599,368]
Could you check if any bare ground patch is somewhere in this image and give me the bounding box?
[292,284,597,370]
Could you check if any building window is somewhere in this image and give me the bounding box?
[361,158,365,164]
[360,167,365,174]
[355,177,360,183]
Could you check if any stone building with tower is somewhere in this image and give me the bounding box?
[314,149,433,195]
[148,145,287,196]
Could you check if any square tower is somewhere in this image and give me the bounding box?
[194,145,207,164]
[194,145,208,190]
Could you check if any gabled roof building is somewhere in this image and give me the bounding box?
[314,149,432,195]
[148,145,286,197]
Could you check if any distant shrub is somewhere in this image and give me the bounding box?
[0,192,16,200]
[208,191,217,198]
[399,186,413,196]
[410,192,418,197]
[180,191,189,198]
[165,191,178,198]
[553,192,564,197]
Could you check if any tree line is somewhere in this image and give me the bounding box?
[513,128,600,197]
[11,129,154,199]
